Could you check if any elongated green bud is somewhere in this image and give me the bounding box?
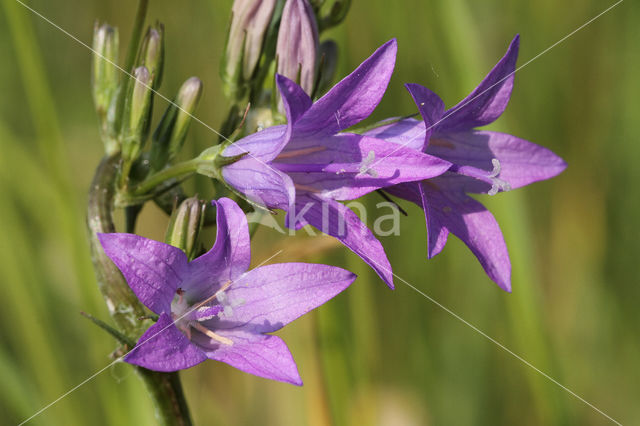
[222,0,278,102]
[138,24,165,90]
[165,196,205,261]
[121,66,153,164]
[92,22,120,151]
[149,77,203,172]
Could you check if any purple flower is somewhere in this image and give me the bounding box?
[367,35,566,292]
[98,197,355,385]
[221,39,451,288]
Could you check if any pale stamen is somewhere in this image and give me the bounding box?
[191,322,233,345]
[275,146,326,160]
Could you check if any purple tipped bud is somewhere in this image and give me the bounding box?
[276,0,319,96]
[165,196,205,260]
[138,24,165,89]
[222,0,278,100]
[121,66,153,163]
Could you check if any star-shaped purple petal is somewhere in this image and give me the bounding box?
[370,35,566,291]
[99,197,356,384]
[221,39,451,288]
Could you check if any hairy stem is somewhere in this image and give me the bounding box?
[87,154,193,426]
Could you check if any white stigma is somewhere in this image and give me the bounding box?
[358,150,378,177]
[487,158,511,196]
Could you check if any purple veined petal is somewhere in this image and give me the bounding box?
[292,39,398,137]
[211,263,355,333]
[437,35,520,132]
[194,330,302,385]
[421,183,511,291]
[383,182,449,258]
[124,313,207,372]
[275,133,451,200]
[223,124,288,162]
[364,117,426,151]
[286,194,395,288]
[98,233,188,314]
[185,198,251,302]
[405,83,445,148]
[222,156,296,210]
[427,130,567,192]
[276,73,313,131]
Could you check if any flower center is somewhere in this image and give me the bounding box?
[171,281,234,345]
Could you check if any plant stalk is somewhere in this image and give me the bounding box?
[87,154,193,426]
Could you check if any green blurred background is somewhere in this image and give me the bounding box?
[1,0,638,424]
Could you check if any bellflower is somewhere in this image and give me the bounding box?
[366,35,566,291]
[98,198,356,385]
[221,39,451,288]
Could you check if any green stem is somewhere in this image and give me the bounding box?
[132,158,201,196]
[87,154,193,426]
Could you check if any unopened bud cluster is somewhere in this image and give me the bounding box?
[221,0,350,131]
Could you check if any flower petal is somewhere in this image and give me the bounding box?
[293,39,397,137]
[222,156,296,210]
[428,131,567,191]
[223,124,288,162]
[364,118,426,151]
[276,133,451,200]
[286,195,394,288]
[213,263,355,333]
[405,83,445,148]
[98,233,188,314]
[195,331,302,385]
[437,35,519,132]
[185,198,251,301]
[384,182,449,258]
[421,184,511,291]
[124,313,207,371]
[276,74,313,126]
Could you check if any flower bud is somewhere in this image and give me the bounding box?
[165,196,205,260]
[121,66,153,163]
[92,23,119,128]
[222,0,278,101]
[138,24,165,90]
[149,77,203,172]
[276,0,319,96]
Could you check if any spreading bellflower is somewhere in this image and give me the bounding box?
[99,198,356,385]
[367,36,566,291]
[221,39,451,288]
